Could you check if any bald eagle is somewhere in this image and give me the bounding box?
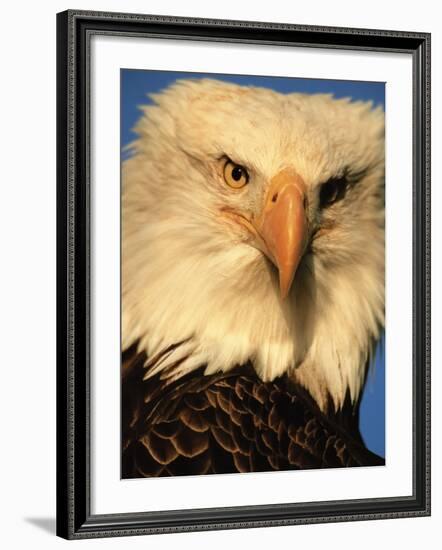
[122,78,385,477]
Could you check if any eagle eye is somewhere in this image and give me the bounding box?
[223,160,249,189]
[319,176,348,207]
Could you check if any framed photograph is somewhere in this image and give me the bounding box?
[56,10,431,539]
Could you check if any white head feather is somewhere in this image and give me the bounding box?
[122,78,385,411]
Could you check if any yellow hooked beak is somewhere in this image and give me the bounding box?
[254,168,308,299]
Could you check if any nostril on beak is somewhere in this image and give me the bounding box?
[271,192,278,203]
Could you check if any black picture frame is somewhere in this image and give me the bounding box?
[56,9,431,540]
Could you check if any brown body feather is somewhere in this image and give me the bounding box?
[122,343,384,478]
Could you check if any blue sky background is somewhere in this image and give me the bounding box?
[121,69,385,458]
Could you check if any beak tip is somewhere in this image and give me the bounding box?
[279,272,294,300]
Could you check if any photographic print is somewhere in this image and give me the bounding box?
[121,70,386,478]
[57,12,430,538]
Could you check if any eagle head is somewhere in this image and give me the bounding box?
[122,78,385,411]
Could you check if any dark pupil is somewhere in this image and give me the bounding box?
[321,181,338,203]
[231,166,243,181]
[320,177,346,206]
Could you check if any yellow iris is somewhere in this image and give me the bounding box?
[223,160,249,189]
